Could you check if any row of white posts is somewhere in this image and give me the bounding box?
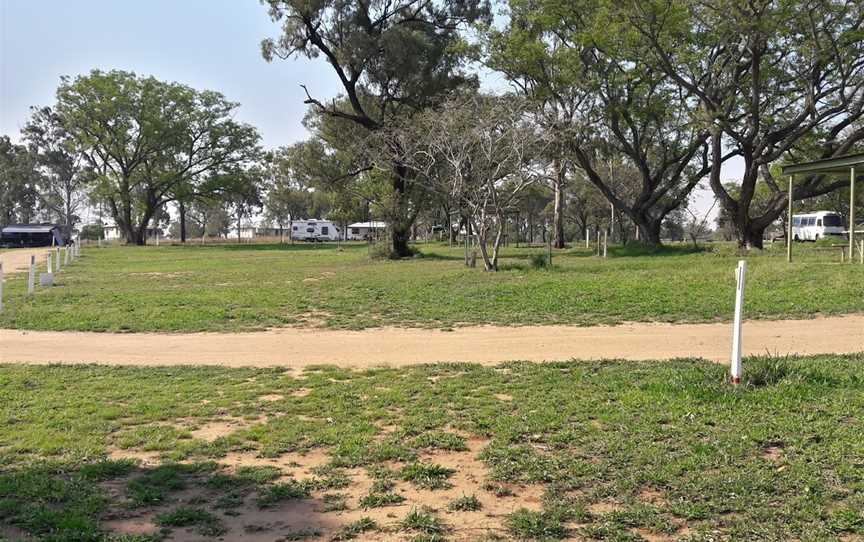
[584,228,609,258]
[0,242,81,314]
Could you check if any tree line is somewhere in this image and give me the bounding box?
[2,0,862,261]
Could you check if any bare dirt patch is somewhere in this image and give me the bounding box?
[0,247,52,274]
[258,394,284,402]
[97,438,551,541]
[3,315,862,368]
[188,417,251,442]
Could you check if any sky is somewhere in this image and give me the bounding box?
[0,0,723,219]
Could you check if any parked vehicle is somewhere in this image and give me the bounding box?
[791,211,845,241]
[290,220,341,242]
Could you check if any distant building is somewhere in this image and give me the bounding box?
[346,221,388,241]
[0,224,68,248]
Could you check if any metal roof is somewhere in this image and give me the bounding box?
[781,153,864,176]
[347,221,388,229]
[1,224,59,234]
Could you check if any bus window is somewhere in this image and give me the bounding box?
[793,217,801,226]
[817,219,822,227]
[823,215,843,227]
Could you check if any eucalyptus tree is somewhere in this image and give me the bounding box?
[259,0,492,257]
[490,0,732,246]
[21,107,90,231]
[624,0,864,248]
[56,70,261,245]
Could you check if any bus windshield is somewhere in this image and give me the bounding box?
[823,215,843,227]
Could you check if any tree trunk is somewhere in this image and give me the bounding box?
[179,201,187,243]
[552,160,566,249]
[634,217,662,248]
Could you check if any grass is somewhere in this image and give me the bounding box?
[0,241,861,332]
[1,355,864,540]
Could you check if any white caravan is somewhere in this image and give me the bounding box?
[290,220,341,242]
[792,211,845,241]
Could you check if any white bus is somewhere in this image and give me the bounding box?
[290,220,341,242]
[792,211,845,241]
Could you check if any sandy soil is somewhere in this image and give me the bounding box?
[1,315,861,367]
[0,247,54,274]
[100,435,604,542]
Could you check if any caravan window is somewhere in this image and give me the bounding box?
[321,226,329,235]
[306,227,315,233]
[292,225,298,231]
[823,215,843,227]
[351,228,360,235]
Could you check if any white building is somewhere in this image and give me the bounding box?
[346,221,388,241]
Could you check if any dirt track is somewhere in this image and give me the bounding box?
[0,247,53,273]
[1,315,861,367]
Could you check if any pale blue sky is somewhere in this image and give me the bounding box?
[0,0,340,147]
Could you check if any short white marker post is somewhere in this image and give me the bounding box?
[603,230,608,258]
[28,255,36,295]
[55,247,61,272]
[730,260,747,385]
[65,246,70,265]
[585,228,590,249]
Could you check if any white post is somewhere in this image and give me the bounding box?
[55,247,61,272]
[47,253,52,274]
[860,240,863,265]
[65,246,70,265]
[730,260,747,385]
[603,230,608,258]
[585,227,589,249]
[28,255,35,295]
[610,203,615,242]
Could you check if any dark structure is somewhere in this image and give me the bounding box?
[0,224,68,248]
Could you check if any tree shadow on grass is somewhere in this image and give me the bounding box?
[0,459,343,542]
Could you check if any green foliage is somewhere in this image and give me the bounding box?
[55,69,261,245]
[155,507,225,536]
[448,494,482,512]
[399,462,455,490]
[255,480,312,508]
[331,517,378,541]
[506,508,568,540]
[400,507,446,535]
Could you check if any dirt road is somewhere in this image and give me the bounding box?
[0,247,53,274]
[1,315,861,367]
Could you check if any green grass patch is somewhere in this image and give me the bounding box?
[0,241,861,332]
[2,355,864,540]
[399,462,455,490]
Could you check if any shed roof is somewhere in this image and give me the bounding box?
[1,224,59,234]
[781,153,864,176]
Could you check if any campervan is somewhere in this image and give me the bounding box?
[791,211,845,241]
[290,220,341,242]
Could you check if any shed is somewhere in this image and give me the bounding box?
[0,224,66,248]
